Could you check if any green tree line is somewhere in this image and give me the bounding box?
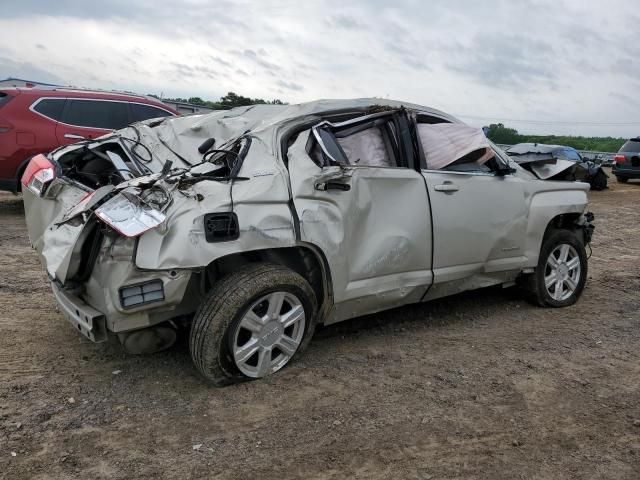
[485,123,626,152]
[149,91,286,110]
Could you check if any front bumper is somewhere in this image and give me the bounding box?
[52,282,108,343]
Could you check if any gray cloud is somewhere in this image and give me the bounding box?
[0,56,65,84]
[445,33,557,88]
[275,79,304,92]
[0,0,637,137]
[609,91,640,108]
[325,13,365,30]
[241,49,280,72]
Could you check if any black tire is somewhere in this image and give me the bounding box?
[189,263,317,386]
[523,229,588,308]
[616,176,629,183]
[589,171,608,191]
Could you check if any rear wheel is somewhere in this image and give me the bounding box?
[189,263,317,386]
[616,176,629,183]
[524,230,587,307]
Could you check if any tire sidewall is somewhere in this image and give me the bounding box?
[536,230,588,307]
[221,282,316,379]
[190,263,317,385]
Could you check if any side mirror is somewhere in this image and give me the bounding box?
[495,164,516,176]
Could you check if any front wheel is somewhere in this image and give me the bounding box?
[524,230,588,307]
[189,263,317,386]
[616,176,629,183]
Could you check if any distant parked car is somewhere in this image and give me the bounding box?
[506,143,608,191]
[0,87,178,193]
[613,138,640,183]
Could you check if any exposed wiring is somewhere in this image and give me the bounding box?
[157,135,194,166]
[202,148,242,166]
[119,126,155,176]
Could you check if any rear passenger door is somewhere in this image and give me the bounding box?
[56,99,130,145]
[288,111,433,324]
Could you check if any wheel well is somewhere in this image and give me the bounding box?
[543,213,582,240]
[15,156,35,193]
[203,246,332,315]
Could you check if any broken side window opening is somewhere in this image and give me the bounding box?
[308,111,410,169]
[417,123,495,172]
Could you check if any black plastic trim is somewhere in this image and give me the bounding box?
[204,212,240,242]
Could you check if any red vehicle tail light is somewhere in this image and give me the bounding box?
[21,154,56,196]
[614,154,625,164]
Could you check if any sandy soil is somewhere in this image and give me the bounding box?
[1,172,639,479]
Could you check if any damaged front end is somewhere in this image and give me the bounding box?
[506,143,608,190]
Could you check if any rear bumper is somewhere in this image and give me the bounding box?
[612,166,640,178]
[51,282,108,343]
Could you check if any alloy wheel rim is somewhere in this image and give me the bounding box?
[544,244,581,301]
[232,291,306,378]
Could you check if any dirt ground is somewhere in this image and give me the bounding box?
[1,171,639,480]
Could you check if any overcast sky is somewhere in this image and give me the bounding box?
[0,0,638,137]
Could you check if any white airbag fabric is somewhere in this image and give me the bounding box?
[337,128,392,167]
[418,124,493,170]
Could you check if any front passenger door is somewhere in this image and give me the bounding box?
[420,150,528,288]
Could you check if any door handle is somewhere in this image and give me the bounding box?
[434,183,459,192]
[64,133,87,141]
[315,181,351,191]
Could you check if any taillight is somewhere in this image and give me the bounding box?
[614,154,626,164]
[95,191,165,238]
[21,154,56,196]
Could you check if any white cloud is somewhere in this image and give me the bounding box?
[0,0,637,136]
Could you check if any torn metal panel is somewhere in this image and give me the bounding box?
[528,158,580,180]
[135,140,297,270]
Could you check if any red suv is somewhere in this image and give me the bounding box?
[0,87,178,192]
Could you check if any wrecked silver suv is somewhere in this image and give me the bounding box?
[22,99,594,385]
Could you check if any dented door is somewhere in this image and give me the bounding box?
[287,129,433,324]
[421,170,528,285]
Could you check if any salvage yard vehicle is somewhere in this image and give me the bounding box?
[21,99,595,386]
[506,143,608,190]
[613,137,640,183]
[0,87,178,193]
